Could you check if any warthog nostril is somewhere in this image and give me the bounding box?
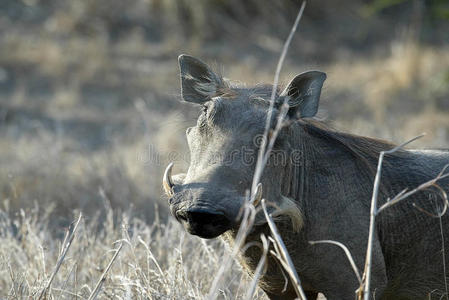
[176,208,231,239]
[187,210,229,227]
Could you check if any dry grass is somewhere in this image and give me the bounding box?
[0,202,268,299]
[0,1,448,299]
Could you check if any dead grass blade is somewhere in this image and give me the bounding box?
[87,242,124,300]
[309,240,362,285]
[208,2,306,298]
[244,235,270,300]
[362,133,427,300]
[377,164,449,214]
[251,0,306,193]
[261,199,307,300]
[38,213,82,300]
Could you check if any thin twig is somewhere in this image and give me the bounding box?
[38,213,82,300]
[87,242,124,300]
[362,134,425,300]
[412,187,448,218]
[377,164,449,213]
[262,199,307,300]
[268,247,290,293]
[51,287,84,298]
[244,235,270,300]
[439,214,449,300]
[309,240,362,285]
[208,2,307,299]
[268,249,297,293]
[138,236,164,279]
[251,1,306,193]
[384,133,426,155]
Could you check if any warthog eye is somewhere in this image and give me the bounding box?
[201,104,208,114]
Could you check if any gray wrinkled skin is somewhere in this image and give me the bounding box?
[165,54,449,300]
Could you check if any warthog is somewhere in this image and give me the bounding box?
[163,54,449,300]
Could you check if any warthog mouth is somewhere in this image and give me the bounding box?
[175,207,233,239]
[163,163,241,239]
[163,163,304,238]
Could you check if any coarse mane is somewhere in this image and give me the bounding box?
[282,118,407,205]
[300,119,402,169]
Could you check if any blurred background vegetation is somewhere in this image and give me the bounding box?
[0,0,448,227]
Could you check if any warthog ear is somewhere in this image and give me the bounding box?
[178,54,224,104]
[280,71,326,118]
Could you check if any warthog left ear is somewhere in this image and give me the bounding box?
[178,54,224,104]
[280,71,326,118]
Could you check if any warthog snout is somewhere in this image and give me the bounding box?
[175,208,231,239]
[164,162,243,239]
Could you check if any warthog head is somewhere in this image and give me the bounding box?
[163,55,325,239]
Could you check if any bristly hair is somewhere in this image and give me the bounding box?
[217,78,284,103]
[300,119,404,165]
[292,119,406,200]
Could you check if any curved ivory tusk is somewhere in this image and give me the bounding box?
[252,183,263,206]
[163,162,175,197]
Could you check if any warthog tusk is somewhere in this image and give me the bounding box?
[252,183,263,206]
[163,162,174,197]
